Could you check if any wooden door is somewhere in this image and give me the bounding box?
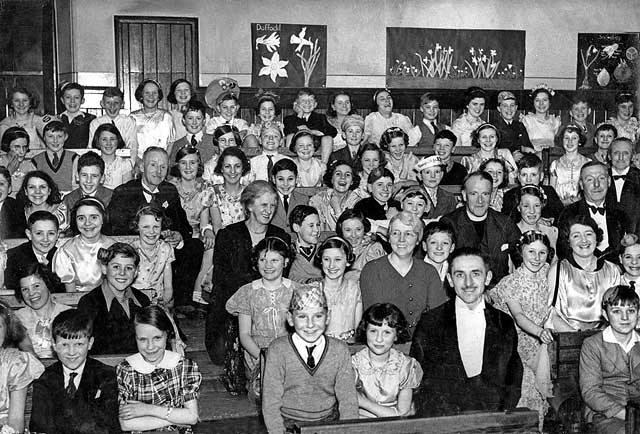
[114,16,198,111]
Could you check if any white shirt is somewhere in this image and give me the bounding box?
[586,200,609,251]
[612,166,630,203]
[291,332,325,366]
[602,325,640,354]
[455,296,486,378]
[187,131,204,145]
[32,248,49,265]
[140,179,159,203]
[250,153,288,181]
[63,360,87,390]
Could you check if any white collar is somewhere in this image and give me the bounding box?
[291,331,324,348]
[612,167,630,176]
[602,326,640,353]
[63,360,87,379]
[455,296,486,313]
[466,209,487,222]
[126,350,181,374]
[141,179,159,194]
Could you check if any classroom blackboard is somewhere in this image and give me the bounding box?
[386,27,525,90]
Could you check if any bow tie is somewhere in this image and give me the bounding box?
[589,205,606,215]
[613,174,627,181]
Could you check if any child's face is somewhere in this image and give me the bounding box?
[26,219,58,256]
[466,97,485,118]
[98,131,119,155]
[294,214,321,247]
[611,140,633,172]
[621,244,640,278]
[0,174,9,204]
[138,214,162,246]
[402,196,428,217]
[294,136,315,161]
[135,323,167,365]
[217,132,237,151]
[388,137,406,160]
[332,94,351,117]
[78,165,103,195]
[25,176,50,206]
[521,240,549,274]
[433,138,454,161]
[420,100,439,121]
[483,162,504,188]
[360,150,380,174]
[19,274,51,311]
[76,204,103,241]
[595,129,616,150]
[518,194,542,226]
[54,335,94,371]
[182,110,205,134]
[219,99,238,121]
[533,93,550,114]
[321,247,348,280]
[9,138,29,162]
[518,167,542,186]
[498,99,517,121]
[423,232,454,264]
[343,125,364,147]
[478,128,498,153]
[420,166,444,189]
[101,253,137,292]
[296,94,317,115]
[141,83,160,109]
[562,131,580,153]
[257,250,288,282]
[101,96,124,118]
[570,102,591,123]
[178,153,199,182]
[369,176,393,204]
[261,128,281,152]
[44,130,67,153]
[331,165,353,193]
[259,100,276,123]
[617,101,634,121]
[174,82,192,105]
[11,91,31,115]
[605,303,639,338]
[287,306,329,344]
[62,89,84,113]
[221,155,243,184]
[274,169,296,196]
[340,218,365,248]
[366,321,397,356]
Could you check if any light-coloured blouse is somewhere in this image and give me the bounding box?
[130,109,176,158]
[0,348,44,425]
[52,235,116,292]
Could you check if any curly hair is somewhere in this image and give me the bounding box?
[558,214,603,257]
[15,262,63,302]
[322,160,360,190]
[213,146,251,176]
[16,170,62,210]
[355,303,410,345]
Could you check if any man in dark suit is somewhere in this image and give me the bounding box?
[270,159,312,233]
[410,247,522,417]
[441,171,521,284]
[557,161,635,263]
[416,93,449,147]
[30,309,121,434]
[493,91,531,157]
[168,100,216,163]
[107,146,204,307]
[4,210,63,291]
[607,137,640,235]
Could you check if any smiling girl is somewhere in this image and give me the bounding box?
[550,125,591,206]
[479,158,509,212]
[452,87,486,147]
[130,79,175,162]
[380,127,418,189]
[53,197,115,292]
[0,87,47,151]
[0,127,36,196]
[351,303,422,418]
[462,123,517,185]
[311,237,362,342]
[292,131,324,187]
[607,92,640,143]
[516,186,558,251]
[354,143,385,198]
[521,84,561,153]
[619,234,640,287]
[309,160,361,231]
[16,171,68,232]
[92,123,134,190]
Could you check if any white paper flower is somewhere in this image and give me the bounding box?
[259,52,289,83]
[490,50,497,56]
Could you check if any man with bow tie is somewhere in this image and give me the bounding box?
[557,161,635,263]
[606,137,640,235]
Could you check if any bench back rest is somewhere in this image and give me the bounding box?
[548,330,599,382]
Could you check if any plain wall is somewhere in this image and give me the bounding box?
[68,0,640,90]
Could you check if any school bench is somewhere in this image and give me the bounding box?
[297,409,539,434]
[0,288,156,309]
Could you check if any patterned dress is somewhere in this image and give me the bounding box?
[208,184,245,228]
[130,239,175,302]
[170,178,213,237]
[608,116,640,143]
[0,348,44,426]
[550,154,591,204]
[351,348,423,418]
[491,264,551,424]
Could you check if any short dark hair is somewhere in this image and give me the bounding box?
[296,88,315,99]
[52,309,94,340]
[102,87,124,99]
[289,204,319,231]
[355,303,410,345]
[558,214,603,255]
[77,151,105,175]
[464,86,486,107]
[59,82,85,99]
[251,236,292,270]
[182,99,207,117]
[313,236,355,270]
[91,123,126,149]
[422,220,456,245]
[0,305,26,348]
[479,158,508,189]
[367,167,395,184]
[70,197,107,235]
[511,230,555,268]
[448,246,490,270]
[434,129,457,145]
[1,126,30,152]
[517,153,542,171]
[27,210,59,230]
[462,170,493,191]
[0,166,10,187]
[336,208,371,237]
[134,79,163,103]
[354,143,386,174]
[323,160,359,190]
[602,285,640,311]
[134,305,174,340]
[167,79,195,104]
[43,120,67,135]
[15,262,62,302]
[97,242,140,267]
[213,147,251,176]
[213,125,242,148]
[173,146,203,178]
[272,157,298,179]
